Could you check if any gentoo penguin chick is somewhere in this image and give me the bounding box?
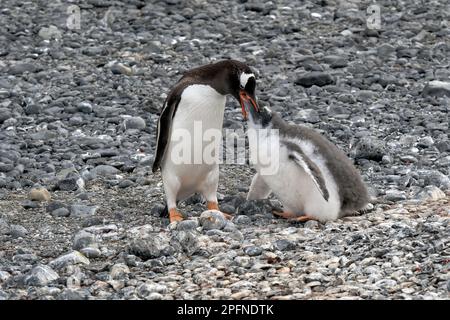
[243,104,369,222]
[152,60,259,223]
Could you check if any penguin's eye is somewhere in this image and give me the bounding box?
[239,84,244,89]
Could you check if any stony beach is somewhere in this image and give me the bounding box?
[0,0,449,299]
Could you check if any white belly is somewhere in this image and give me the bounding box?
[162,85,226,199]
[250,131,341,221]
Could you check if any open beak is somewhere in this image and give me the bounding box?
[239,90,259,120]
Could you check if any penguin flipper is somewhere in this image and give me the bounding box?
[285,142,330,201]
[152,95,181,173]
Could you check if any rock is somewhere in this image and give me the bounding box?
[295,72,334,87]
[9,225,28,238]
[8,63,42,75]
[24,104,42,115]
[118,179,134,188]
[124,117,146,130]
[111,63,133,76]
[49,251,90,269]
[70,205,97,217]
[244,246,262,256]
[305,272,324,283]
[80,247,101,258]
[421,81,450,98]
[170,230,199,255]
[0,219,10,235]
[150,203,167,217]
[128,226,169,260]
[385,189,407,202]
[417,136,434,148]
[351,137,386,162]
[236,200,268,216]
[176,220,199,231]
[199,210,227,230]
[415,186,446,201]
[77,102,93,114]
[110,263,130,280]
[73,230,96,250]
[46,201,66,213]
[91,165,120,176]
[21,200,39,209]
[233,215,251,225]
[38,25,62,40]
[57,176,84,191]
[51,207,70,217]
[296,109,320,123]
[0,271,10,283]
[137,282,166,300]
[323,55,348,68]
[29,187,51,202]
[0,108,12,123]
[304,220,320,229]
[274,239,296,251]
[25,265,59,286]
[377,44,396,57]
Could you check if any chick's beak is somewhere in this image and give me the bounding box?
[239,90,259,120]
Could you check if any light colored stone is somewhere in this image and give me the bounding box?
[29,188,51,202]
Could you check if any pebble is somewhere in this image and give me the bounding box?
[274,239,296,251]
[9,225,28,238]
[25,265,59,286]
[91,165,120,177]
[70,205,97,218]
[80,247,101,258]
[124,117,146,130]
[128,232,169,260]
[29,188,51,202]
[111,63,133,76]
[110,263,130,280]
[421,81,450,98]
[199,210,227,230]
[351,137,386,162]
[244,246,263,256]
[72,230,96,250]
[21,200,39,209]
[295,72,334,87]
[77,102,93,114]
[176,220,199,231]
[50,251,90,269]
[38,25,62,40]
[57,176,84,191]
[118,179,134,188]
[51,207,70,217]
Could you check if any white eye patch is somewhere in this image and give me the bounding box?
[240,72,255,88]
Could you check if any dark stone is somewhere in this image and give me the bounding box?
[295,72,334,87]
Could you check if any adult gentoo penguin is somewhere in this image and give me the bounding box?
[152,60,259,223]
[243,103,369,222]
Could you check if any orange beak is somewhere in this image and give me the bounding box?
[239,90,259,120]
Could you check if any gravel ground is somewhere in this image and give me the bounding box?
[0,0,449,300]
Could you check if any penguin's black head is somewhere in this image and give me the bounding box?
[186,59,260,118]
[224,60,260,119]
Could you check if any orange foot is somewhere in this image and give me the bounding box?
[272,210,316,222]
[169,208,184,223]
[207,201,233,220]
